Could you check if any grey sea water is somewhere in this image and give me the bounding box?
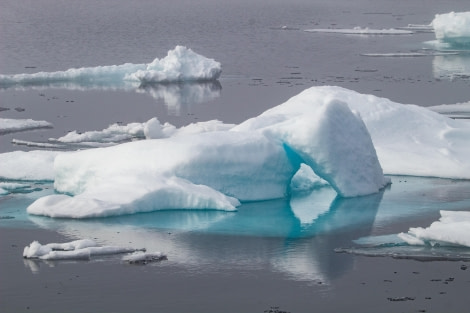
[1,1,470,312]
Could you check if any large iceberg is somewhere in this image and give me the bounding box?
[17,86,470,219]
[26,86,390,218]
[432,12,470,46]
[0,46,221,86]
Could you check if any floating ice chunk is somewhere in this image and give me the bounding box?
[0,150,60,181]
[0,118,52,135]
[428,101,470,119]
[304,27,413,35]
[361,51,458,57]
[23,239,143,260]
[0,182,31,195]
[398,211,470,247]
[122,251,167,264]
[432,12,470,46]
[0,46,221,86]
[290,163,329,193]
[126,46,221,83]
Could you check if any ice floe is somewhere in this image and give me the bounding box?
[304,27,413,35]
[432,12,470,46]
[1,86,468,218]
[0,46,221,86]
[23,239,145,260]
[0,118,52,135]
[398,211,470,248]
[0,150,60,181]
[122,251,167,264]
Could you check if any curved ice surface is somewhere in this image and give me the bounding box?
[0,46,221,85]
[432,12,470,46]
[304,27,413,35]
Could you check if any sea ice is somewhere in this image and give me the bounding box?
[23,239,143,260]
[398,211,470,247]
[304,27,413,35]
[0,118,52,135]
[122,251,167,264]
[0,46,221,86]
[432,12,470,46]
[0,150,60,181]
[7,86,468,219]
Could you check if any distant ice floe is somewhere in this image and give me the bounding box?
[0,46,221,86]
[361,51,458,57]
[432,12,470,46]
[23,239,147,260]
[0,182,31,195]
[428,101,470,119]
[0,118,52,135]
[304,27,413,35]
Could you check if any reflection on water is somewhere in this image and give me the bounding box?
[2,176,470,282]
[0,81,221,117]
[433,53,470,81]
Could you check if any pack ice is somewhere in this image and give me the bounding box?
[0,46,221,85]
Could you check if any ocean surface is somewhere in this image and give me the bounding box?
[1,0,470,311]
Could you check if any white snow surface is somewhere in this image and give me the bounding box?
[398,211,470,247]
[0,118,52,134]
[0,150,60,181]
[11,86,470,219]
[304,27,413,35]
[0,46,221,85]
[23,239,142,260]
[432,12,470,45]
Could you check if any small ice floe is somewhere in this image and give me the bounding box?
[0,118,52,135]
[122,251,167,264]
[23,239,144,260]
[304,27,413,35]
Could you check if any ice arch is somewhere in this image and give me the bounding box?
[27,88,389,218]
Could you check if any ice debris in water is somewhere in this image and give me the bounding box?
[23,239,145,260]
[0,118,52,135]
[398,211,470,248]
[0,46,221,85]
[432,12,470,46]
[122,251,167,264]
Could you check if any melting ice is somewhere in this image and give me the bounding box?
[0,46,221,86]
[0,85,464,219]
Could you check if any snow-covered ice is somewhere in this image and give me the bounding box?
[432,12,470,46]
[304,27,413,35]
[0,46,221,86]
[0,86,466,219]
[23,239,144,260]
[0,118,52,135]
[398,211,470,248]
[122,251,167,264]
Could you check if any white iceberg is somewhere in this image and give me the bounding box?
[0,150,60,181]
[0,118,52,135]
[23,239,143,260]
[11,85,470,219]
[0,46,221,86]
[432,12,470,46]
[398,211,470,247]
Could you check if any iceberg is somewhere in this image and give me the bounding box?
[0,118,52,135]
[17,86,470,219]
[432,12,470,46]
[26,86,390,218]
[0,46,221,86]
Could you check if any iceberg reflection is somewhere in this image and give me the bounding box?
[433,53,470,81]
